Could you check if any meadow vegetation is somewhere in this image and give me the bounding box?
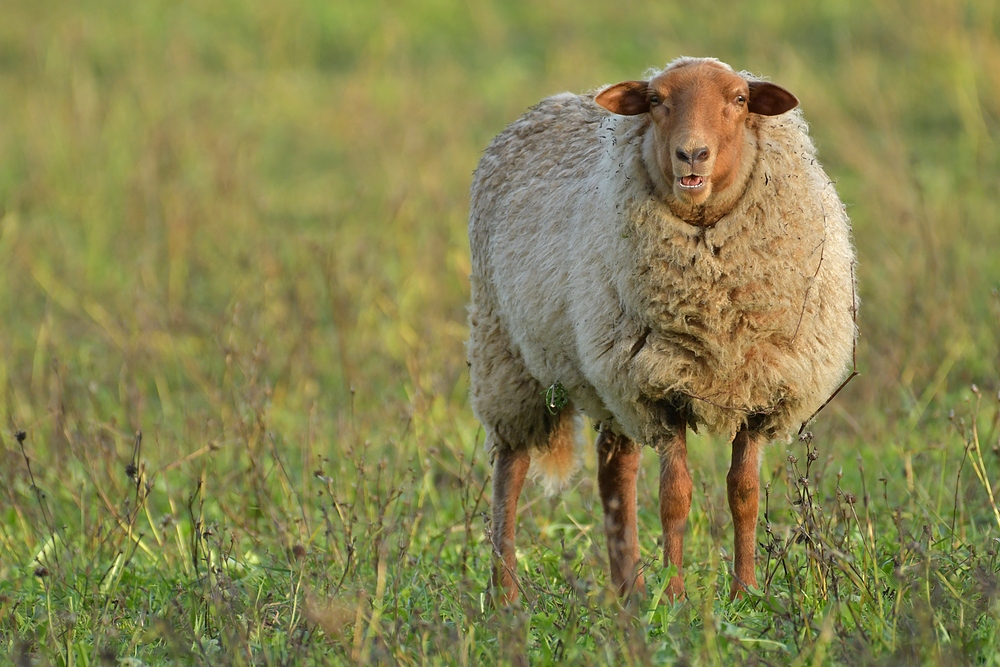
[1,0,999,664]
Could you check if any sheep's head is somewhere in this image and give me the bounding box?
[595,58,798,224]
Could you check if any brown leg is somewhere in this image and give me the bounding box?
[597,430,644,597]
[727,426,763,599]
[659,426,692,601]
[491,444,531,604]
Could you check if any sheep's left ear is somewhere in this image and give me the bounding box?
[595,81,650,116]
[747,81,798,116]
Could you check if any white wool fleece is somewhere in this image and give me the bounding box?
[467,72,856,471]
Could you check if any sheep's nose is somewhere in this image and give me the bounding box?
[676,146,710,165]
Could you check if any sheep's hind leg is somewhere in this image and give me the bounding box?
[727,426,764,599]
[490,443,531,604]
[597,430,644,598]
[658,420,692,601]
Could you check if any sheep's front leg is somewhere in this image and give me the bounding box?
[597,430,644,597]
[727,426,763,598]
[658,426,692,601]
[491,444,531,604]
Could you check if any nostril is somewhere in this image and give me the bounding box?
[676,147,709,165]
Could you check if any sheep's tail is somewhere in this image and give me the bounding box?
[528,410,581,496]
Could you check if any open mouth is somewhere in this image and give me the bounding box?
[678,175,705,189]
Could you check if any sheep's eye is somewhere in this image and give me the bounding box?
[735,95,747,105]
[649,93,661,106]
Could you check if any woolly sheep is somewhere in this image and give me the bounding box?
[467,57,856,603]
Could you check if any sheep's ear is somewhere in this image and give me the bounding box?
[595,81,650,116]
[747,81,798,116]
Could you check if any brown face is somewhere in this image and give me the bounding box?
[595,59,798,216]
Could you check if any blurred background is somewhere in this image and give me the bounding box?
[1,0,997,449]
[1,0,999,659]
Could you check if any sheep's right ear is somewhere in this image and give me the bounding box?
[595,81,650,116]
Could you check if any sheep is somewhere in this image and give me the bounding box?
[467,57,857,604]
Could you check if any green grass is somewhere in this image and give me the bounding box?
[1,0,1000,664]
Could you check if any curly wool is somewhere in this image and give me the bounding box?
[468,63,856,486]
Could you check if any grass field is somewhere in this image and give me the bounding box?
[2,0,1000,664]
